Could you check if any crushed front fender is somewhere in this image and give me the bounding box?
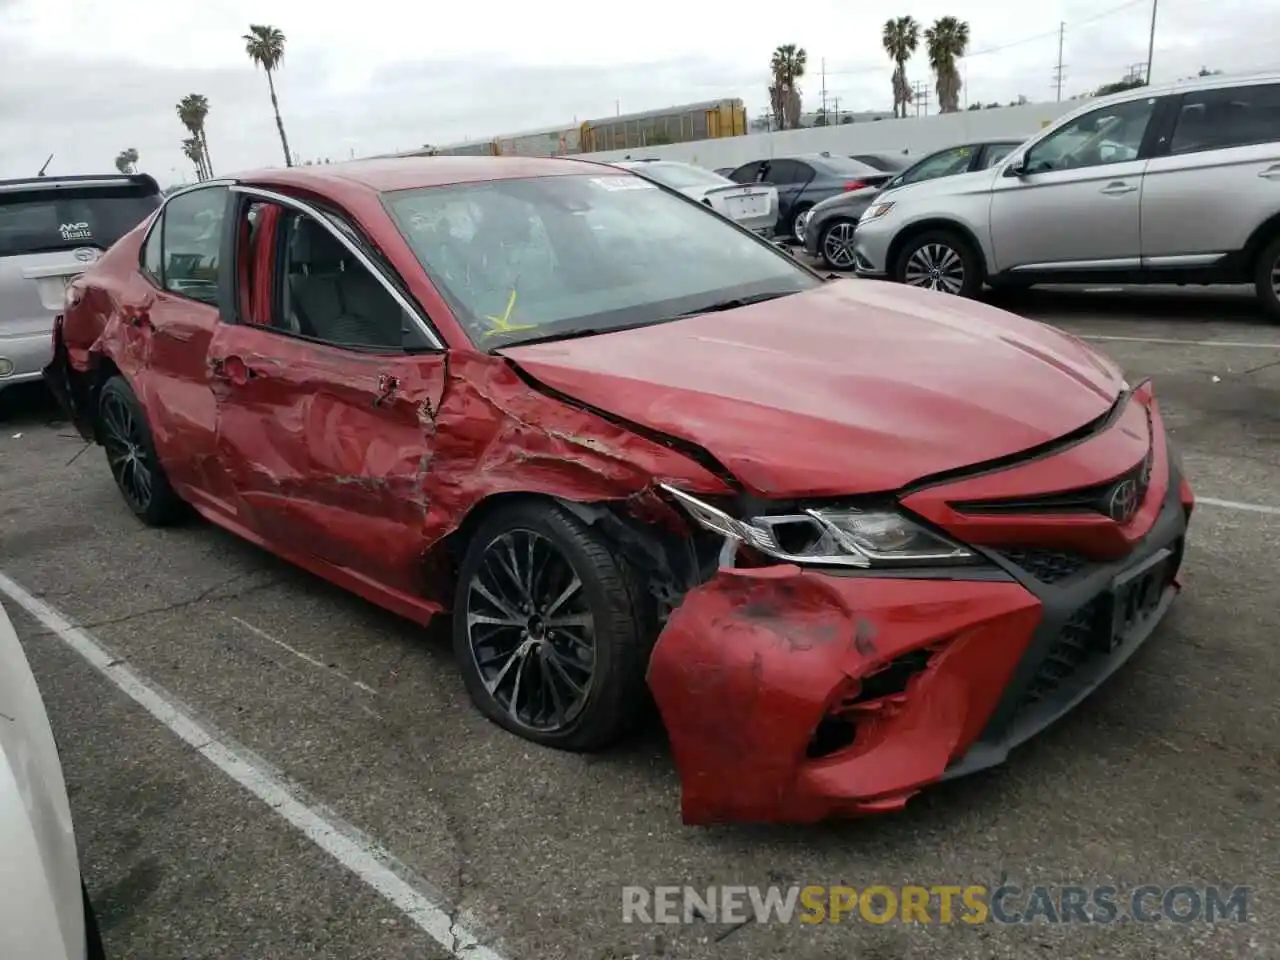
[646,565,1042,825]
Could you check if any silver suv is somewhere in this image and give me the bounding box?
[853,72,1280,318]
[1,174,161,394]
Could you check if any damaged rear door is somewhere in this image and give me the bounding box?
[207,191,447,599]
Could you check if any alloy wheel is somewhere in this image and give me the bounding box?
[903,243,965,294]
[1271,251,1280,300]
[822,222,858,270]
[465,529,596,733]
[100,392,154,512]
[794,211,811,244]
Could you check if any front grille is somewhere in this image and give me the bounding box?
[1013,599,1105,717]
[994,547,1090,584]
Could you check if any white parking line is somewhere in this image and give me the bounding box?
[1078,334,1280,349]
[0,572,508,960]
[231,615,379,695]
[1197,497,1280,516]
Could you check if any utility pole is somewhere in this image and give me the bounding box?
[820,58,828,118]
[1053,22,1067,101]
[912,80,930,116]
[1145,0,1158,83]
[832,95,840,124]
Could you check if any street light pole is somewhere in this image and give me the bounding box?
[1145,0,1158,84]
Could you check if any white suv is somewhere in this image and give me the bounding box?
[853,72,1280,318]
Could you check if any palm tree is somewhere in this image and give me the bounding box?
[114,148,139,174]
[769,44,807,129]
[176,94,214,179]
[181,137,206,181]
[925,17,970,113]
[243,24,293,166]
[882,17,920,118]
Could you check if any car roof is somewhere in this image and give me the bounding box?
[236,156,607,195]
[0,173,160,195]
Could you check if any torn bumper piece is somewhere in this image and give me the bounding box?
[648,469,1188,825]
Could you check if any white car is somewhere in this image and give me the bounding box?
[612,160,779,237]
[0,600,103,959]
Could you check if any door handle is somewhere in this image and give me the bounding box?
[125,307,152,329]
[1259,166,1280,180]
[209,355,255,385]
[1100,182,1138,195]
[373,374,400,408]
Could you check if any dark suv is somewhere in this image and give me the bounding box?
[725,153,894,240]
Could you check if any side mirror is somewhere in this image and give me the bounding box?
[1004,155,1029,177]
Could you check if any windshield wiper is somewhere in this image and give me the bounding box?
[667,290,796,320]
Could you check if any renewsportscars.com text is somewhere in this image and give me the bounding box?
[621,884,1250,926]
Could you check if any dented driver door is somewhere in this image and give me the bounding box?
[206,202,447,599]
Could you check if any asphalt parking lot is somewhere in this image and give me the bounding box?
[1,279,1277,960]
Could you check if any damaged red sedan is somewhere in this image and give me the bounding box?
[44,157,1194,825]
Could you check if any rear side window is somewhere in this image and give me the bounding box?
[1171,83,1280,154]
[0,183,160,258]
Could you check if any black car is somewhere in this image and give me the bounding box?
[799,139,1023,270]
[724,153,893,240]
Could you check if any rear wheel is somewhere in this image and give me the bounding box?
[818,218,859,271]
[97,376,185,525]
[1254,234,1280,320]
[452,500,654,752]
[786,203,814,243]
[894,229,983,298]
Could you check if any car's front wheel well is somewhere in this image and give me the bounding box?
[434,491,712,619]
[887,219,989,279]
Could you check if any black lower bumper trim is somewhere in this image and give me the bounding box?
[941,459,1188,782]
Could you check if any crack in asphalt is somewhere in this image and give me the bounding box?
[20,572,284,641]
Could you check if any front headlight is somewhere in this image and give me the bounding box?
[861,201,895,223]
[661,485,977,568]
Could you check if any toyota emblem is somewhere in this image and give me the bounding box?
[1107,478,1140,523]
[72,248,99,263]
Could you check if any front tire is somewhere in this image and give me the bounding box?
[451,500,654,752]
[818,218,859,271]
[1254,234,1280,320]
[97,375,185,526]
[894,229,983,297]
[786,203,814,243]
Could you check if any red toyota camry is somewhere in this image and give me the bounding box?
[44,157,1194,825]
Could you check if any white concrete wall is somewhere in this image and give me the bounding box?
[578,100,1081,170]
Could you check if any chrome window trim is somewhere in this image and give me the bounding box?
[229,183,444,350]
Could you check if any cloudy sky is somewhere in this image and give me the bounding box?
[1,0,1275,183]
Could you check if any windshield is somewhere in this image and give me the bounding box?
[627,163,730,190]
[383,173,819,348]
[0,183,160,257]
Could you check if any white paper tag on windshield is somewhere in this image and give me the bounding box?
[589,176,657,191]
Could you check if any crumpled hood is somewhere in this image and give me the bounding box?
[500,280,1126,498]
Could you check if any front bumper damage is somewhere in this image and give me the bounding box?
[647,458,1192,826]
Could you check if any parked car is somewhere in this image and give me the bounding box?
[1,600,105,960]
[713,167,735,177]
[724,153,893,240]
[853,72,1280,317]
[1,173,162,395]
[612,159,778,237]
[799,140,1022,270]
[47,157,1192,825]
[849,152,913,172]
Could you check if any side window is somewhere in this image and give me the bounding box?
[898,146,976,185]
[161,186,227,305]
[1025,97,1157,173]
[765,160,808,185]
[981,143,1018,168]
[728,161,763,184]
[1171,83,1280,155]
[276,211,408,351]
[141,215,163,282]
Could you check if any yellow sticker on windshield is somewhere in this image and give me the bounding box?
[482,288,539,338]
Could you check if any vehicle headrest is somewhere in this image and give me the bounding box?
[290,215,348,265]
